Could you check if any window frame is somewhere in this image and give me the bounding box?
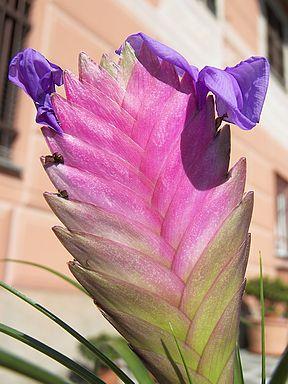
[199,0,218,17]
[275,174,288,259]
[261,0,288,89]
[0,0,32,177]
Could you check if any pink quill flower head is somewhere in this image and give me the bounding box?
[10,35,269,383]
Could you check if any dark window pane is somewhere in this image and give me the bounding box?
[0,0,31,159]
[207,0,216,15]
[199,0,217,16]
[276,175,288,258]
[266,3,285,83]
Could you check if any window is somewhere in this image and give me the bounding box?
[206,0,216,15]
[266,3,285,83]
[276,176,288,258]
[0,0,32,174]
[201,0,217,16]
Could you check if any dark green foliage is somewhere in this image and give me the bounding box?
[78,334,121,373]
[0,280,134,384]
[0,322,104,384]
[76,333,154,384]
[234,344,244,384]
[246,277,288,304]
[269,345,288,384]
[259,257,266,384]
[246,276,288,317]
[0,348,72,384]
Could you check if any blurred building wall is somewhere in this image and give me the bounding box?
[1,0,288,289]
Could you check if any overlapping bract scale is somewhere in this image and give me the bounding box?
[42,44,253,384]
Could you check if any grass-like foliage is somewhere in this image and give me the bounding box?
[259,255,266,384]
[78,333,154,384]
[0,259,287,383]
[0,347,71,384]
[0,279,134,384]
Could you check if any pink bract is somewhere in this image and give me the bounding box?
[40,45,253,384]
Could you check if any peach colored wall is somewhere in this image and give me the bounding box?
[225,0,260,52]
[0,0,148,289]
[0,0,287,291]
[231,125,284,277]
[224,0,288,278]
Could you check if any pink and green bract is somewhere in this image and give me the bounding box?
[9,34,269,384]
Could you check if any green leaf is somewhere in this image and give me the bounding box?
[0,347,72,384]
[269,345,288,384]
[0,259,88,295]
[169,323,193,384]
[260,254,266,384]
[161,340,187,384]
[107,338,154,384]
[80,333,121,368]
[0,280,135,384]
[0,322,104,384]
[234,344,244,384]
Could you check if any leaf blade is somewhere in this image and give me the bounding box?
[233,344,244,384]
[0,322,104,384]
[260,254,266,384]
[169,323,193,384]
[0,258,88,295]
[269,345,288,384]
[161,340,187,384]
[0,347,72,384]
[107,338,154,384]
[0,280,135,384]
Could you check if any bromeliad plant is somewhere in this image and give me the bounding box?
[3,32,283,384]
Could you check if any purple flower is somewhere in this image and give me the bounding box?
[35,94,63,132]
[119,33,269,130]
[117,32,199,81]
[197,57,270,130]
[9,48,63,132]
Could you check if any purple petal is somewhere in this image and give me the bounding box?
[117,32,199,89]
[35,94,62,133]
[9,48,63,100]
[9,48,63,131]
[197,57,270,130]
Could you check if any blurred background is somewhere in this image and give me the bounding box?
[0,0,287,383]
